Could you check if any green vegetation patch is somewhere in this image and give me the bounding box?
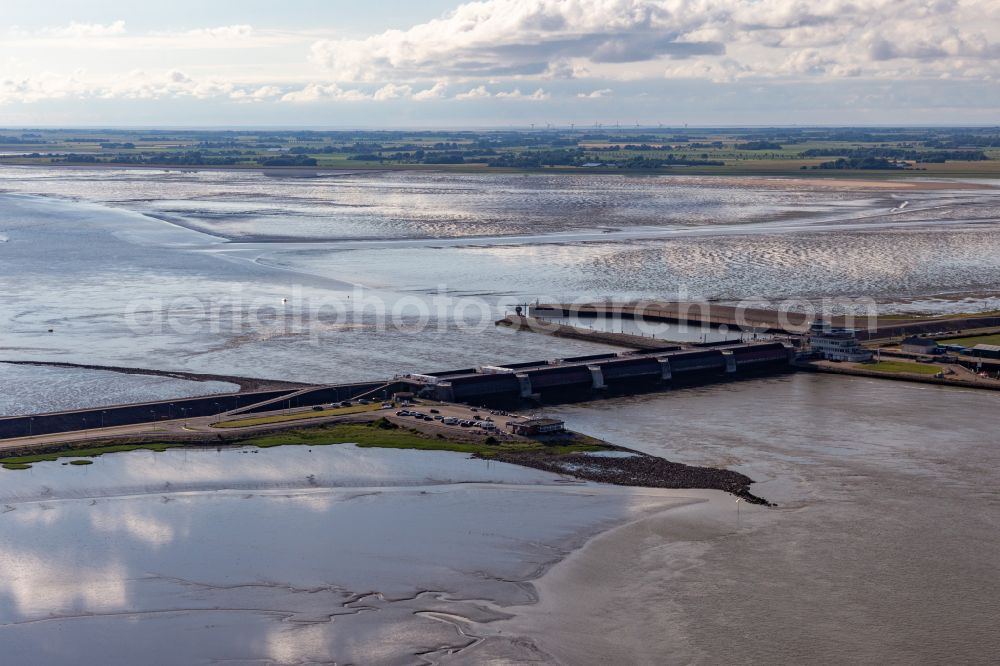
[0,442,174,467]
[5,128,1000,178]
[861,361,943,376]
[0,422,609,471]
[938,333,1000,348]
[212,403,382,428]
[243,422,606,457]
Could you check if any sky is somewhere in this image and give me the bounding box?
[1,0,998,127]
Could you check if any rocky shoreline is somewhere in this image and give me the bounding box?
[486,450,771,505]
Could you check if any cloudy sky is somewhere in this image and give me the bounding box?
[1,0,997,126]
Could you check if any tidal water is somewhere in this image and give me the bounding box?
[0,376,996,664]
[1,168,999,413]
[0,445,686,665]
[0,363,237,416]
[1,167,999,663]
[526,373,1000,664]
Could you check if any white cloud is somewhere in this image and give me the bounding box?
[45,20,127,38]
[0,70,287,105]
[309,0,725,82]
[0,73,485,107]
[373,83,413,101]
[454,85,491,100]
[230,85,284,103]
[180,24,255,40]
[496,88,550,100]
[412,81,448,101]
[280,81,453,103]
[280,83,368,103]
[307,0,1000,83]
[1,0,998,119]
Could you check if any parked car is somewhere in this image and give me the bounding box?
[429,409,440,414]
[340,401,352,407]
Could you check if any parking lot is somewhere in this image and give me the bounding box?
[386,402,528,440]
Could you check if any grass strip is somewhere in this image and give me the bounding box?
[861,361,943,375]
[212,403,382,428]
[0,421,606,470]
[938,333,1000,348]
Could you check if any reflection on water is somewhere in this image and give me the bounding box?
[0,445,684,665]
[263,226,1000,304]
[2,171,999,411]
[1,164,999,662]
[0,167,912,241]
[1,376,997,664]
[0,192,620,404]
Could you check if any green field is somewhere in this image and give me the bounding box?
[0,442,176,468]
[860,361,943,376]
[3,127,999,178]
[0,420,604,469]
[938,333,1000,348]
[245,421,603,456]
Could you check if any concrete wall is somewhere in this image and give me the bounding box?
[448,374,523,402]
[0,389,295,440]
[599,357,663,381]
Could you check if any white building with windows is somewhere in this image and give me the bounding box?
[808,322,873,362]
